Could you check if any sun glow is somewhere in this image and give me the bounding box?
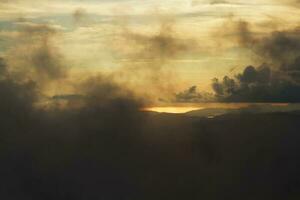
[143,103,291,114]
[143,106,203,113]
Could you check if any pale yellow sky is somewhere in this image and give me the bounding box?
[1,0,300,97]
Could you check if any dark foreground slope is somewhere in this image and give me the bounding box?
[1,109,300,200]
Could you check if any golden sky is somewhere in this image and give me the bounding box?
[1,0,300,105]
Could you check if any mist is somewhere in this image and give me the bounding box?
[1,1,300,199]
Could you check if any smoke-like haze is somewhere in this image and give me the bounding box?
[177,19,300,103]
[1,3,300,200]
[107,16,198,103]
[210,20,300,102]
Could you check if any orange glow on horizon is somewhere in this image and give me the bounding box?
[143,106,203,113]
[142,103,291,114]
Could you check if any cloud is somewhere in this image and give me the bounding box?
[102,16,199,102]
[120,18,196,63]
[4,22,67,86]
[175,85,213,103]
[209,0,230,5]
[197,19,300,102]
[192,0,250,6]
[0,56,37,113]
[233,20,300,70]
[175,85,202,102]
[211,64,300,102]
[0,51,147,199]
[0,57,7,77]
[278,0,300,7]
[72,7,90,27]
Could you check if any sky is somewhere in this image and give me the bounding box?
[1,0,300,105]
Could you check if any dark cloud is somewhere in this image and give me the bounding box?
[0,57,7,78]
[5,23,67,85]
[0,58,37,112]
[279,0,300,7]
[158,19,300,103]
[256,30,300,71]
[31,38,66,80]
[235,20,256,47]
[234,21,300,71]
[209,0,230,5]
[211,65,300,102]
[122,20,195,63]
[204,20,300,102]
[0,54,145,199]
[175,85,202,102]
[192,0,250,6]
[72,8,90,27]
[108,17,199,101]
[52,94,84,100]
[73,8,87,21]
[175,85,213,102]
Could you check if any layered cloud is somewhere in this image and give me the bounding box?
[211,65,300,102]
[1,0,300,104]
[175,18,300,103]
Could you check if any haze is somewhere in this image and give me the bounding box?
[1,0,300,199]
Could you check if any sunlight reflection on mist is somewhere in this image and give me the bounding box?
[143,103,291,113]
[143,106,203,113]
